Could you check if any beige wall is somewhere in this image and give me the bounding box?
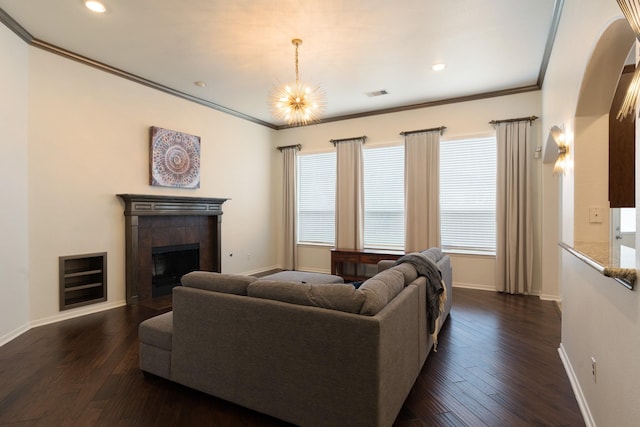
[0,24,30,344]
[574,115,610,244]
[273,91,545,296]
[543,0,640,425]
[21,46,277,326]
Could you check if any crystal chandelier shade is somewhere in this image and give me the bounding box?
[270,39,326,126]
[616,0,640,120]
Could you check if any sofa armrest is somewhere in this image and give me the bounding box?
[377,259,396,272]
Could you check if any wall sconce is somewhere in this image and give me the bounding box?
[543,125,569,175]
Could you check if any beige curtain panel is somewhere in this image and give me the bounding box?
[281,146,298,270]
[404,131,441,252]
[335,138,364,250]
[496,121,533,294]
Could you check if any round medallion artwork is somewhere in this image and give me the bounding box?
[150,126,201,188]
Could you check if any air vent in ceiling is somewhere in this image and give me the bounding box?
[365,89,388,97]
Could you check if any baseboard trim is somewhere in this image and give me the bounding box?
[0,322,31,347]
[30,300,127,329]
[1,300,127,348]
[291,267,332,275]
[538,293,561,302]
[452,282,496,291]
[241,265,282,276]
[452,282,561,302]
[558,343,595,427]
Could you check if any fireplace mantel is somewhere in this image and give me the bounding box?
[117,194,229,304]
[117,194,229,216]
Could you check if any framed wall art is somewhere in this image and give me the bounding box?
[150,126,201,188]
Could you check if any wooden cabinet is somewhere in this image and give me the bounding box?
[59,252,107,310]
[331,248,404,282]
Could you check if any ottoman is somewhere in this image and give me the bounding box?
[139,311,173,378]
[258,270,344,284]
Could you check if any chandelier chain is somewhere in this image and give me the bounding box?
[294,41,300,83]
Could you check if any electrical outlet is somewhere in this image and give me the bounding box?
[591,357,597,383]
[589,207,603,223]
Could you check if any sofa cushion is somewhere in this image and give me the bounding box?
[139,311,173,350]
[359,268,406,315]
[247,280,365,314]
[181,271,257,295]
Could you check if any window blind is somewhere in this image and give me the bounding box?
[440,137,496,254]
[297,152,336,244]
[363,145,405,249]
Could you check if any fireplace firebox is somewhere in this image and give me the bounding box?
[152,243,200,297]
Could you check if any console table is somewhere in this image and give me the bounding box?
[331,248,404,282]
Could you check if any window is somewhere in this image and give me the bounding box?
[440,137,496,254]
[297,138,496,253]
[620,208,636,233]
[363,145,405,249]
[297,152,336,244]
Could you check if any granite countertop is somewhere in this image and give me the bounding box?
[571,241,637,285]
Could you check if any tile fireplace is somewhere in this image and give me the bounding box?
[117,194,229,305]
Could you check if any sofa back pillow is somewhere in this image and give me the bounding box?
[181,271,257,295]
[391,262,419,284]
[247,280,365,314]
[358,268,406,315]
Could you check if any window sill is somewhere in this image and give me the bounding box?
[443,249,496,257]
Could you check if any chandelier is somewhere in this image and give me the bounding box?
[270,38,326,126]
[616,0,640,120]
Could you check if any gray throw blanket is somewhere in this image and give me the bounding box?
[394,252,444,335]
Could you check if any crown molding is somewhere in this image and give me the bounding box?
[0,7,32,42]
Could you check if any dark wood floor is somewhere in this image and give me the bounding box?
[0,288,584,426]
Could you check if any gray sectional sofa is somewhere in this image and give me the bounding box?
[139,248,452,427]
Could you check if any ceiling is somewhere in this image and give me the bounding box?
[0,0,561,129]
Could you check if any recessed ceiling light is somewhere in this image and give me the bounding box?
[194,81,207,88]
[432,63,447,72]
[84,1,106,13]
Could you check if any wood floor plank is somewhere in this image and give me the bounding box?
[0,289,584,426]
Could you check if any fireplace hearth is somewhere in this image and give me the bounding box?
[117,194,229,305]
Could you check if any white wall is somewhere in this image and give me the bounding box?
[543,1,640,425]
[0,25,30,344]
[24,47,277,325]
[561,251,640,426]
[273,92,545,296]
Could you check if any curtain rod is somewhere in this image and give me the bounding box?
[489,115,538,126]
[399,126,446,136]
[276,144,301,151]
[330,135,367,146]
